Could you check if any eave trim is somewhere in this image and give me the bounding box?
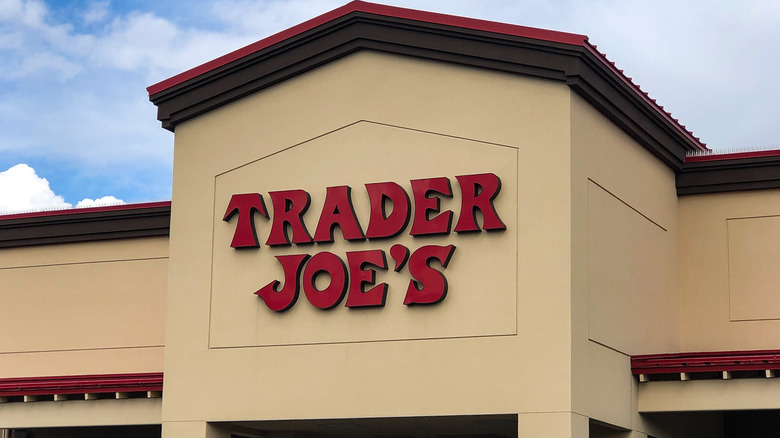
[0,201,171,248]
[0,372,163,397]
[146,0,586,96]
[148,9,699,173]
[677,156,780,195]
[632,350,780,375]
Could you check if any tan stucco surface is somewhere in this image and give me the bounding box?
[5,34,779,437]
[638,378,780,412]
[727,215,780,321]
[678,189,780,351]
[210,122,518,347]
[0,237,167,378]
[0,398,161,429]
[165,50,575,434]
[569,92,683,437]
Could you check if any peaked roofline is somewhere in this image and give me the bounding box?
[152,0,780,192]
[147,1,706,153]
[146,1,587,96]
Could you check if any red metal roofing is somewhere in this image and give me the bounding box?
[0,201,171,221]
[0,373,163,397]
[686,149,780,163]
[632,350,780,375]
[583,42,707,151]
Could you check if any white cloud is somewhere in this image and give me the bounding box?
[82,1,110,24]
[209,0,341,34]
[0,164,125,214]
[75,195,124,208]
[86,11,260,83]
[3,51,82,79]
[0,163,70,213]
[17,0,45,27]
[0,0,778,207]
[0,0,260,83]
[93,12,179,71]
[0,30,23,49]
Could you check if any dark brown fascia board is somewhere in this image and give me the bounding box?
[149,11,696,171]
[150,13,579,127]
[568,50,693,169]
[0,205,171,248]
[677,155,780,195]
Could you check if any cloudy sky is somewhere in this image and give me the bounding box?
[0,0,777,214]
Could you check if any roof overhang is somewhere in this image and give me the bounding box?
[148,1,705,173]
[0,201,171,248]
[147,1,780,195]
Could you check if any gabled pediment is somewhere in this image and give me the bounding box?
[148,1,703,172]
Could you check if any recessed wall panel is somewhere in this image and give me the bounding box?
[587,180,670,355]
[209,121,518,348]
[728,215,780,321]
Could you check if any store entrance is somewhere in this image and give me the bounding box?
[639,410,780,438]
[724,410,780,438]
[1,425,161,438]
[221,414,517,437]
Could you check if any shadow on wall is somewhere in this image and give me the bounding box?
[2,426,161,438]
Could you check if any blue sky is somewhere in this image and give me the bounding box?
[1,0,778,213]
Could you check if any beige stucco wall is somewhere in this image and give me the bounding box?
[210,121,519,347]
[3,25,779,438]
[164,50,576,434]
[0,237,167,379]
[0,398,162,429]
[569,92,687,437]
[678,189,780,351]
[164,46,779,437]
[567,99,780,423]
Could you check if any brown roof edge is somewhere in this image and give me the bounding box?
[146,0,587,96]
[148,2,704,173]
[583,42,706,152]
[0,201,171,248]
[677,155,780,195]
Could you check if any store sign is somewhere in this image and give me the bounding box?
[223,173,505,312]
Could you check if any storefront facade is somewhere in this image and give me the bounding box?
[3,2,780,437]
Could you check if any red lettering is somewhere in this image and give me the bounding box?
[302,252,348,309]
[265,190,313,246]
[365,182,411,239]
[454,173,506,232]
[233,173,506,311]
[409,177,453,236]
[403,244,456,305]
[223,193,268,248]
[389,244,410,272]
[345,250,388,308]
[313,186,365,243]
[255,254,309,312]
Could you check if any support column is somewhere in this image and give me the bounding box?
[517,412,588,438]
[162,421,230,438]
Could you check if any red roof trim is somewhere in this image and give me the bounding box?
[147,1,706,152]
[583,42,707,151]
[146,0,586,96]
[0,373,163,396]
[686,149,780,163]
[631,350,780,375]
[0,201,171,221]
